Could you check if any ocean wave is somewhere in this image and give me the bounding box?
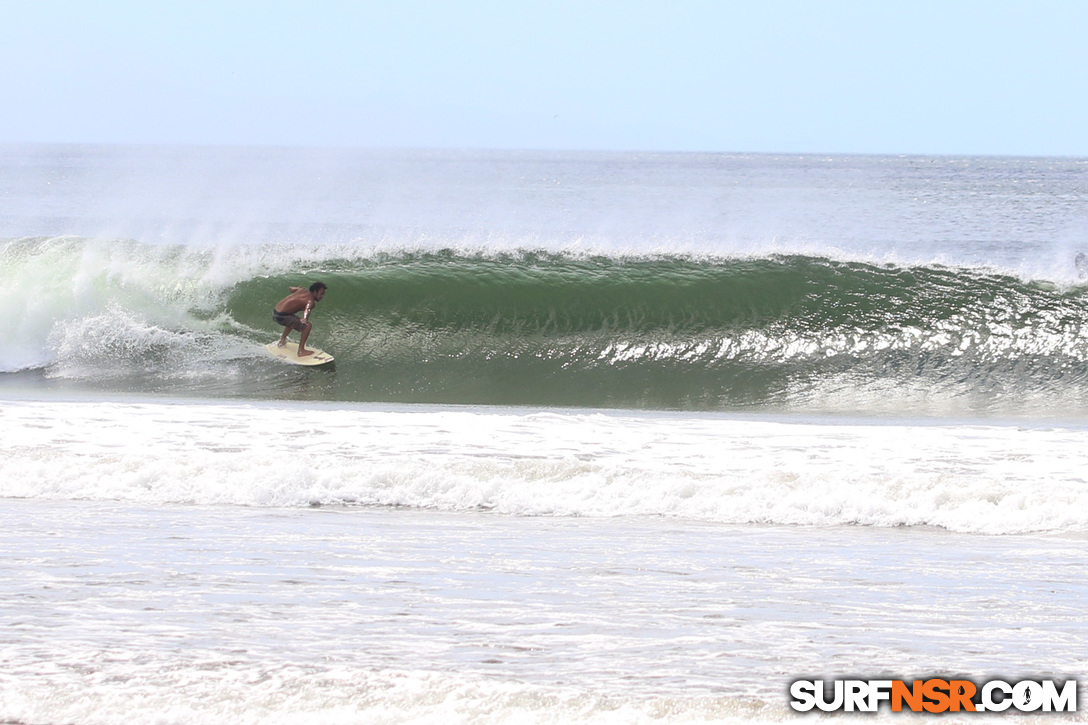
[6,237,1088,416]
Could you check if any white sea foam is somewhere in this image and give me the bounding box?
[1,238,235,372]
[3,399,1087,535]
[0,666,784,725]
[2,498,1084,725]
[0,236,341,374]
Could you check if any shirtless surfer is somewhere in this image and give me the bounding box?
[273,282,327,357]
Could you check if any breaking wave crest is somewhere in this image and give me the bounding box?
[6,236,1088,416]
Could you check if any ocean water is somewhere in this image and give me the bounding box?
[1,146,1087,723]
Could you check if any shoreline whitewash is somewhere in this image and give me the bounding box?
[4,399,1088,535]
[2,496,1085,724]
[4,399,1087,721]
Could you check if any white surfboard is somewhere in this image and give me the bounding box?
[265,341,335,366]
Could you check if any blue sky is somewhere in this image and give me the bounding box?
[2,0,1086,155]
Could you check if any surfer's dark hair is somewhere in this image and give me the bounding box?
[309,282,327,293]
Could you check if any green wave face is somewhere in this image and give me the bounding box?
[226,250,1088,414]
[8,238,1088,416]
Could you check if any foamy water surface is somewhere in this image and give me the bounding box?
[1,497,1085,724]
[5,148,1088,723]
[3,399,1088,535]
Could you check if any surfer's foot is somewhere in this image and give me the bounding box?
[298,349,314,357]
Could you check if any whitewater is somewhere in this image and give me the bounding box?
[1,146,1086,723]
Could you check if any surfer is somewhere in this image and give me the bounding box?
[273,282,327,357]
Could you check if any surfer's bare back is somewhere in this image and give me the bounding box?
[273,282,327,357]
